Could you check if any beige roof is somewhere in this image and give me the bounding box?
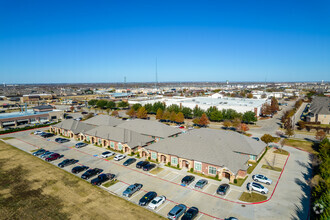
[116,119,182,138]
[146,128,266,173]
[85,125,154,148]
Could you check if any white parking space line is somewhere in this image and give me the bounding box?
[156,201,170,213]
[202,183,211,192]
[114,185,127,194]
[224,189,231,199]
[128,190,143,201]
[169,174,182,181]
[196,213,204,220]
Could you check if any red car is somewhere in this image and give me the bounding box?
[45,153,61,161]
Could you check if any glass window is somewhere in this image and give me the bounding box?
[194,162,202,171]
[171,157,178,165]
[110,141,115,148]
[250,155,256,160]
[118,143,122,150]
[208,166,217,175]
[151,152,157,159]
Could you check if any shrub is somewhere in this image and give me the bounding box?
[190,168,193,172]
[177,164,179,168]
[167,162,170,166]
[156,158,159,162]
[234,179,238,184]
[148,157,151,160]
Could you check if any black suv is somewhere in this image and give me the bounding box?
[123,158,137,166]
[81,168,103,180]
[55,138,70,143]
[136,161,149,169]
[91,173,116,186]
[139,191,157,206]
[41,133,54,138]
[181,175,195,185]
[143,163,156,171]
[71,165,89,174]
[58,159,78,168]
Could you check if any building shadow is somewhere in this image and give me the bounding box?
[291,160,313,220]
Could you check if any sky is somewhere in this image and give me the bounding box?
[0,0,329,84]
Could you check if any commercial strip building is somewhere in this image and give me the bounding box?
[129,95,268,116]
[306,96,330,124]
[141,128,266,182]
[0,105,64,128]
[50,115,266,182]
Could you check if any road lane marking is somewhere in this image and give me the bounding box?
[156,200,170,213]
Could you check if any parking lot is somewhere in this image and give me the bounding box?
[1,129,310,220]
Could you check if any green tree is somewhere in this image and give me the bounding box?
[261,134,275,146]
[242,111,257,123]
[181,107,193,118]
[88,99,98,106]
[132,103,142,111]
[193,106,204,117]
[117,101,129,108]
[96,100,108,109]
[167,104,181,114]
[106,101,116,109]
[144,103,153,113]
[209,110,223,122]
[152,102,166,113]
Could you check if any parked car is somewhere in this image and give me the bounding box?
[143,163,156,171]
[34,130,43,135]
[225,218,238,220]
[217,184,230,195]
[40,151,53,158]
[91,173,116,186]
[252,174,272,185]
[122,183,143,197]
[123,158,137,166]
[252,137,260,141]
[55,138,70,143]
[75,142,88,148]
[32,149,46,156]
[100,151,115,158]
[81,168,103,180]
[247,182,269,194]
[181,175,195,185]
[194,179,208,189]
[139,191,157,206]
[41,133,54,138]
[167,204,187,220]
[181,207,199,220]
[136,161,149,168]
[71,165,89,174]
[58,159,78,168]
[45,153,61,162]
[147,196,166,210]
[114,154,126,161]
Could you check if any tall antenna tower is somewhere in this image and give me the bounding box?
[155,58,158,90]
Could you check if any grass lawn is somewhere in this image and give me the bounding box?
[188,170,221,182]
[150,167,164,175]
[247,162,257,174]
[285,138,317,154]
[165,164,182,170]
[0,141,164,220]
[239,192,267,202]
[1,137,15,140]
[261,164,282,172]
[102,179,119,188]
[230,176,248,187]
[274,149,289,155]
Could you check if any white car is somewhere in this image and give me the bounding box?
[34,130,43,135]
[148,196,166,210]
[114,154,126,161]
[247,182,269,194]
[252,174,273,185]
[99,151,115,158]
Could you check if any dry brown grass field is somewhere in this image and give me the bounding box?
[0,141,164,220]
